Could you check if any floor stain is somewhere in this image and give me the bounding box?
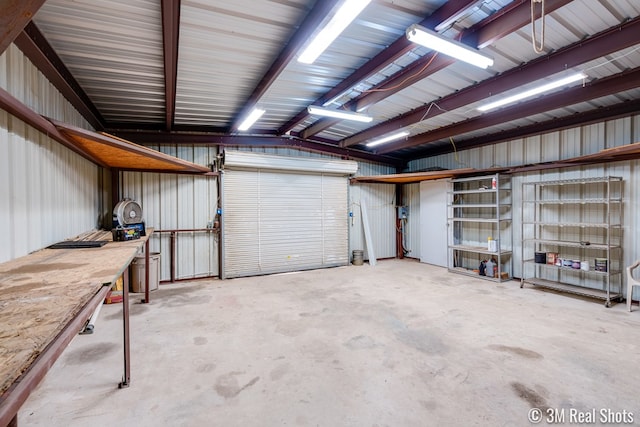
[275,321,306,337]
[196,363,215,373]
[390,318,447,355]
[420,400,438,410]
[193,336,208,345]
[489,345,543,359]
[65,342,118,365]
[269,363,290,381]
[214,372,260,398]
[511,382,548,409]
[344,335,377,350]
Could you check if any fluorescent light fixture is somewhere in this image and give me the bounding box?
[298,0,371,64]
[477,72,587,112]
[307,105,373,123]
[366,131,410,147]
[237,108,265,131]
[406,24,494,69]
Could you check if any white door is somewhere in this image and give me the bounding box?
[420,179,449,267]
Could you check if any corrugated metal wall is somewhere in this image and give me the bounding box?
[349,183,396,261]
[0,45,99,263]
[407,115,640,300]
[120,145,218,281]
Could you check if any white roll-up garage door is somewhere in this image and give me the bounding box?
[221,151,357,279]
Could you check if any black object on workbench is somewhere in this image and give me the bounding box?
[48,241,108,249]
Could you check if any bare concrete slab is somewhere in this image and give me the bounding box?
[19,259,640,426]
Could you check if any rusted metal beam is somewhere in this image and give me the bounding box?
[380,67,640,154]
[345,13,640,148]
[408,98,640,158]
[232,0,342,131]
[278,0,485,135]
[109,130,405,167]
[0,0,46,54]
[161,0,181,131]
[303,0,573,139]
[14,22,105,130]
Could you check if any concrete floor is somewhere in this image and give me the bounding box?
[20,259,640,426]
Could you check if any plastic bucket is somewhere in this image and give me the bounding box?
[131,252,160,292]
[352,250,364,266]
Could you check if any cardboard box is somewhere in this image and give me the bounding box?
[547,252,558,265]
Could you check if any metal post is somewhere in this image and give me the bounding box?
[143,238,150,304]
[170,232,176,283]
[119,266,130,388]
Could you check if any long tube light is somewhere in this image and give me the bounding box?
[406,24,493,69]
[307,105,373,122]
[237,108,265,131]
[298,0,371,64]
[366,130,410,147]
[477,72,587,112]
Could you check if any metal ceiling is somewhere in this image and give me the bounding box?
[1,0,639,168]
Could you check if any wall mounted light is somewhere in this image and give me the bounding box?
[406,24,494,69]
[307,105,373,122]
[298,0,371,64]
[477,72,587,112]
[366,130,410,147]
[237,108,265,131]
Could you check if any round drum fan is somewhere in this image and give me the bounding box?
[113,199,143,227]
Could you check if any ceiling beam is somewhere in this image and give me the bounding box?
[0,0,46,55]
[109,130,404,167]
[0,86,107,167]
[409,98,640,158]
[231,0,342,131]
[378,67,640,154]
[14,22,105,130]
[161,0,181,131]
[302,0,573,139]
[278,0,486,135]
[344,14,640,148]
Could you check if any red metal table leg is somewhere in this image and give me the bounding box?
[143,239,150,304]
[119,266,131,388]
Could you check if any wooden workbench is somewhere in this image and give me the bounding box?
[0,229,153,426]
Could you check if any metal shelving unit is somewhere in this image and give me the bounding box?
[448,174,512,282]
[520,176,623,307]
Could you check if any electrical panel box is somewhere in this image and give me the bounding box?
[397,206,408,219]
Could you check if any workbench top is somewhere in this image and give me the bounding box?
[0,230,152,394]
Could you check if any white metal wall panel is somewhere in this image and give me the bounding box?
[406,113,640,300]
[0,46,99,263]
[120,171,219,281]
[222,169,348,278]
[349,183,396,261]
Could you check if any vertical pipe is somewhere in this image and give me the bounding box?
[143,238,150,304]
[170,232,176,282]
[395,183,404,259]
[119,266,130,388]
